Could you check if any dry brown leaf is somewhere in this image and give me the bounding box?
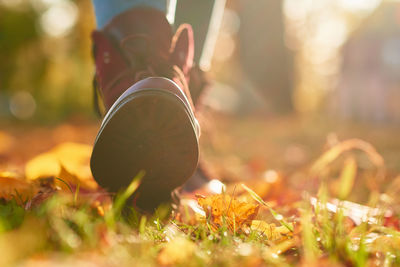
[197,194,259,231]
[0,172,35,202]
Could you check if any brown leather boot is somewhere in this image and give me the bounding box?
[90,7,201,211]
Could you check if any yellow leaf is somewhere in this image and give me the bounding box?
[25,152,61,180]
[25,142,97,189]
[251,220,293,241]
[57,164,98,190]
[53,142,93,181]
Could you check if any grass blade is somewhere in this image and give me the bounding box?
[338,156,357,200]
[105,170,145,228]
[241,184,293,232]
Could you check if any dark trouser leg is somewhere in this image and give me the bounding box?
[175,0,226,69]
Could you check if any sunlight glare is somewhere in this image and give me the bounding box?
[312,16,348,48]
[283,0,313,20]
[207,179,226,194]
[337,0,382,13]
[40,0,78,38]
[263,170,278,183]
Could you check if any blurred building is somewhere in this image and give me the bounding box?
[336,2,400,123]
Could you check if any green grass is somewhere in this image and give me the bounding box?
[0,134,399,266]
[0,172,398,267]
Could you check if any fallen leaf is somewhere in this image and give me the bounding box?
[251,220,293,241]
[25,142,97,189]
[57,164,97,190]
[0,172,35,202]
[25,152,60,180]
[53,142,93,179]
[197,194,259,231]
[241,184,294,232]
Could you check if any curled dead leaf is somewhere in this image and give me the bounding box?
[197,194,259,232]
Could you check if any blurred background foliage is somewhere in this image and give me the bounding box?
[1,0,400,124]
[0,0,94,122]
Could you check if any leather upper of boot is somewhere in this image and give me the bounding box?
[92,7,198,112]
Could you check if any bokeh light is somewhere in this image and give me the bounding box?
[39,0,78,37]
[9,91,37,119]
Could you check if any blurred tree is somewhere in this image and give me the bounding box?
[0,0,95,122]
[0,4,43,98]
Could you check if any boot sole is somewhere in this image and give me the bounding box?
[90,79,199,211]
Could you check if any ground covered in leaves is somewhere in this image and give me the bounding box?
[1,114,400,266]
